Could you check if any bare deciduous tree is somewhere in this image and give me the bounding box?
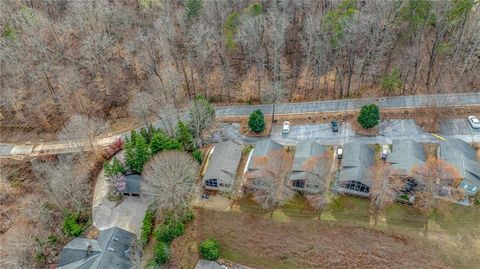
[57,114,108,151]
[142,151,199,216]
[189,96,215,146]
[245,149,294,214]
[369,163,404,226]
[32,155,91,212]
[410,158,463,236]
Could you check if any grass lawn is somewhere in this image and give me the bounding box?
[194,194,480,268]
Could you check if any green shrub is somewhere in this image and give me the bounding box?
[357,104,380,129]
[140,209,156,247]
[199,239,220,261]
[63,212,83,237]
[150,132,182,155]
[103,158,126,177]
[154,241,170,265]
[248,109,266,133]
[154,221,185,243]
[192,149,203,163]
[180,211,195,224]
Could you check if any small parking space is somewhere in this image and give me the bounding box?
[379,120,425,137]
[440,119,480,135]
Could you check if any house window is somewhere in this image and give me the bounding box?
[205,179,218,188]
[293,180,305,188]
[338,180,370,194]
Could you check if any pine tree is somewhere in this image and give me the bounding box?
[176,121,195,151]
[132,135,150,173]
[248,109,265,133]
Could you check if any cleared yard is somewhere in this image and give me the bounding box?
[189,195,480,269]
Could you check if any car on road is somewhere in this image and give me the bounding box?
[331,121,339,132]
[468,116,480,129]
[282,121,291,134]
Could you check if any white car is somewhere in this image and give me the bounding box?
[282,121,291,134]
[468,116,480,129]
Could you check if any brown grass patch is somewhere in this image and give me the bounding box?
[195,209,449,269]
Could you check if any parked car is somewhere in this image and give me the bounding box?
[336,147,343,159]
[331,121,339,132]
[468,116,480,129]
[282,121,291,134]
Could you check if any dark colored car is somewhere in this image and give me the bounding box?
[331,121,339,132]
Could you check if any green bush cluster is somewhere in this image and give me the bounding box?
[154,241,170,264]
[62,212,84,237]
[357,104,380,129]
[150,211,195,266]
[199,239,220,261]
[140,209,156,248]
[124,124,195,173]
[248,109,266,133]
[103,157,126,178]
[192,149,203,163]
[155,221,185,243]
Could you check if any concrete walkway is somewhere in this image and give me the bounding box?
[1,93,479,157]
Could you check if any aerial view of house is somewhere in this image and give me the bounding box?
[203,141,242,192]
[58,227,135,269]
[290,141,327,193]
[245,139,283,175]
[336,143,374,197]
[438,139,480,196]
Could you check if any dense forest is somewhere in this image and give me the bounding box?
[1,0,479,134]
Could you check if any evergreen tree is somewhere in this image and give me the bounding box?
[176,121,195,151]
[357,104,380,129]
[132,135,150,173]
[185,0,203,21]
[150,132,181,155]
[248,109,266,133]
[124,138,136,172]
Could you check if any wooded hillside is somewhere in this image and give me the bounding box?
[1,0,479,133]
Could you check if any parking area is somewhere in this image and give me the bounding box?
[440,119,480,135]
[378,119,425,137]
[271,122,355,140]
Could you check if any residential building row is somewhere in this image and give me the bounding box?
[202,138,480,203]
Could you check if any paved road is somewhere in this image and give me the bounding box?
[1,93,479,157]
[216,92,480,116]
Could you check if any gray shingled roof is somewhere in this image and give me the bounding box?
[58,227,136,269]
[338,143,374,186]
[387,139,425,172]
[195,260,224,269]
[123,174,141,195]
[291,141,326,172]
[247,139,283,171]
[203,141,243,185]
[438,139,480,195]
